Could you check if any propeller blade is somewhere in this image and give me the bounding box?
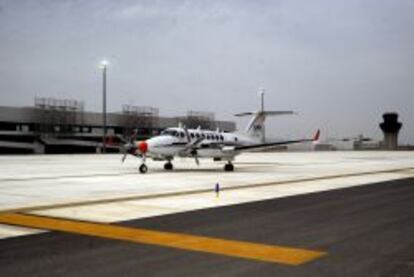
[195,156,200,166]
[120,143,128,163]
[183,126,191,143]
[130,131,138,143]
[120,142,137,163]
[121,152,128,163]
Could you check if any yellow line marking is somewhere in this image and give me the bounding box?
[0,213,325,265]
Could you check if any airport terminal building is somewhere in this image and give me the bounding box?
[0,98,235,154]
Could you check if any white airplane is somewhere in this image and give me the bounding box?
[121,110,320,173]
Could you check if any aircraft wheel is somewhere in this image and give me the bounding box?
[164,162,173,170]
[224,163,234,172]
[139,164,148,174]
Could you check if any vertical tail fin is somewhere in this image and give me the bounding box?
[313,129,321,142]
[234,111,295,143]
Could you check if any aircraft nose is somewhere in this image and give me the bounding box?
[137,140,148,154]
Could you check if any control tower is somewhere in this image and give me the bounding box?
[379,113,402,150]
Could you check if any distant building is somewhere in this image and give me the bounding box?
[352,135,380,150]
[314,143,337,151]
[0,99,235,154]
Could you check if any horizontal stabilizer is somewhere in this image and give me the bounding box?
[234,111,296,117]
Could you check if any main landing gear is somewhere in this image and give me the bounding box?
[164,161,173,171]
[224,162,234,172]
[139,163,148,174]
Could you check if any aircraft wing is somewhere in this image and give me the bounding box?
[234,112,254,117]
[234,130,320,151]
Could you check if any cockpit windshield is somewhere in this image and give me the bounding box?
[160,129,177,137]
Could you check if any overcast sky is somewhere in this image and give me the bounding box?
[0,0,413,143]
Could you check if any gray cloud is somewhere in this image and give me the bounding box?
[0,0,413,143]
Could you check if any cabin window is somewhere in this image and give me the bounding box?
[82,127,90,133]
[190,133,195,138]
[220,135,224,141]
[196,133,200,138]
[21,125,29,132]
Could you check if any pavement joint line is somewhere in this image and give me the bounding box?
[0,171,145,183]
[0,167,413,215]
[0,162,296,183]
[0,213,326,265]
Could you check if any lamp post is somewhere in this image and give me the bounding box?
[100,60,108,153]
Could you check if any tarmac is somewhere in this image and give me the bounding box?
[0,151,414,275]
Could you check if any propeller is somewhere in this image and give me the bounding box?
[183,126,191,143]
[121,144,129,162]
[183,125,202,166]
[121,142,136,163]
[190,149,200,165]
[121,140,148,163]
[121,131,139,163]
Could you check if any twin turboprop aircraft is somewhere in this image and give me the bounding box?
[121,109,320,173]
